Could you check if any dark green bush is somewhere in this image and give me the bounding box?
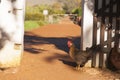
[25,13,44,21]
[37,20,48,26]
[72,8,82,16]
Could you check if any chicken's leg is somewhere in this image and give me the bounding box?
[75,64,84,71]
[76,64,81,70]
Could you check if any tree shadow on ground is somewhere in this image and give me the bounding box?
[24,31,81,67]
[24,31,81,54]
[59,59,77,67]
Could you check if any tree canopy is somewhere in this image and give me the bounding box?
[58,0,82,13]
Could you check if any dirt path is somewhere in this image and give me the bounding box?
[0,16,119,80]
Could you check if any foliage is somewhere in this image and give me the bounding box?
[25,4,65,30]
[51,2,65,14]
[25,4,65,20]
[25,5,46,20]
[72,7,82,16]
[25,13,44,20]
[58,0,82,14]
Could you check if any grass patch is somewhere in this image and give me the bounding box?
[25,21,40,31]
[25,20,49,31]
[24,16,63,31]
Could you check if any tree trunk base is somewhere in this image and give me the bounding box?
[0,42,22,68]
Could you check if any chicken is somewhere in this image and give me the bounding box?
[67,39,99,70]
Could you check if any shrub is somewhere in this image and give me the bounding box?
[25,21,40,31]
[25,12,44,21]
[37,20,48,26]
[72,8,82,16]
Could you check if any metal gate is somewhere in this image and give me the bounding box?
[91,0,120,69]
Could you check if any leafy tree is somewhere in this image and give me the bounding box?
[51,2,65,14]
[58,0,82,14]
[25,3,65,20]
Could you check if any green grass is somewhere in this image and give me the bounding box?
[24,16,62,31]
[25,21,40,31]
[25,20,51,31]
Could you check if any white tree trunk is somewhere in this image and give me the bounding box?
[81,0,94,67]
[81,0,94,50]
[0,0,25,68]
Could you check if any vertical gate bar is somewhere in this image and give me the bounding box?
[117,0,120,15]
[94,0,98,13]
[115,0,119,49]
[99,0,106,68]
[107,0,113,52]
[118,6,120,46]
[109,0,113,16]
[107,18,112,66]
[91,15,97,67]
[99,17,105,68]
[108,19,112,44]
[117,1,120,52]
[91,0,98,68]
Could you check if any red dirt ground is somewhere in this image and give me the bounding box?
[0,16,119,80]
